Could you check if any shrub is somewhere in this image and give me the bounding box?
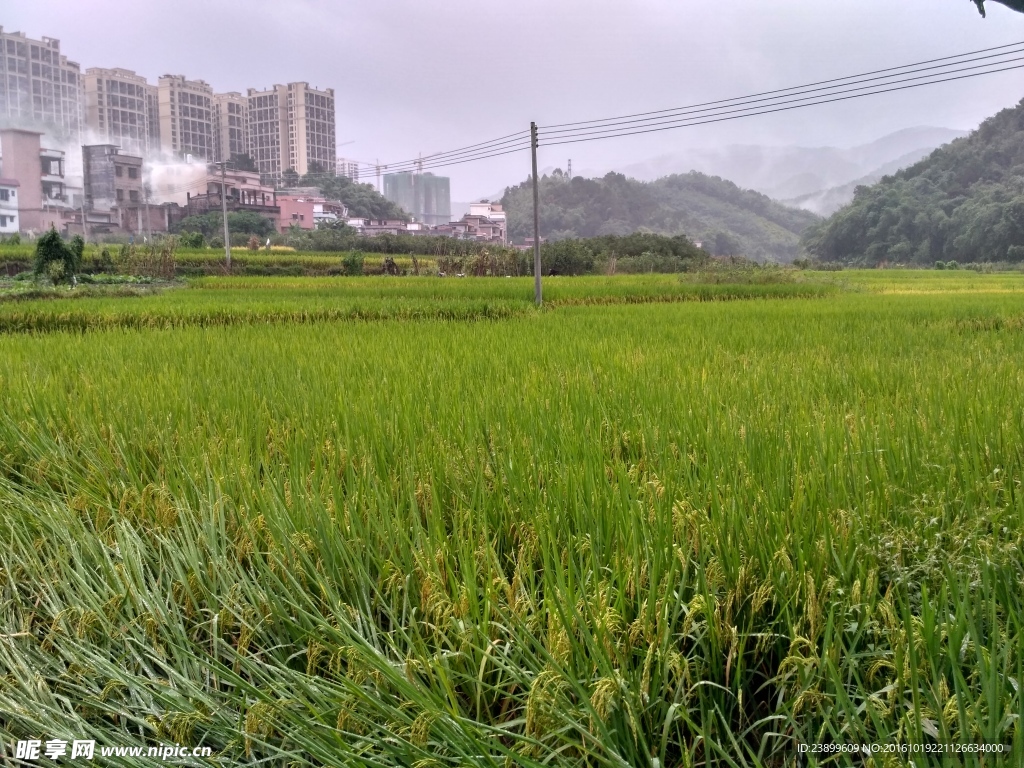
[248,236,261,251]
[178,232,204,249]
[343,250,364,276]
[33,227,78,285]
[87,247,115,274]
[935,260,947,270]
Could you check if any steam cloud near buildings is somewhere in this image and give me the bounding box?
[0,24,512,243]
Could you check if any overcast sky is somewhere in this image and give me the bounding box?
[6,0,1024,198]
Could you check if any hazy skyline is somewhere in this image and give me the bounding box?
[6,0,1024,198]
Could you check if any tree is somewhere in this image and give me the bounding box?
[500,170,818,261]
[230,153,258,173]
[973,0,1024,16]
[714,231,741,256]
[296,172,408,220]
[34,227,79,284]
[282,168,300,187]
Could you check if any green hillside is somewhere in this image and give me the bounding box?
[501,170,821,261]
[803,99,1024,265]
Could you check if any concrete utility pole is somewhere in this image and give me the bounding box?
[219,161,231,271]
[144,181,152,243]
[531,122,542,306]
[79,193,89,243]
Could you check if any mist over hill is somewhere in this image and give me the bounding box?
[780,147,946,216]
[593,127,966,214]
[501,170,820,262]
[802,99,1024,265]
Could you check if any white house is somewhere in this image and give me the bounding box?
[0,178,19,234]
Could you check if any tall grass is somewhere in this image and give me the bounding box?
[0,285,1021,765]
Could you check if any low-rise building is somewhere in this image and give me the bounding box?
[439,212,506,243]
[0,179,19,234]
[83,145,143,210]
[276,194,347,232]
[346,218,408,237]
[82,144,148,234]
[0,128,75,233]
[467,201,507,242]
[183,165,280,228]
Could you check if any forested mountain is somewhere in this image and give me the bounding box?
[802,99,1024,265]
[501,171,820,261]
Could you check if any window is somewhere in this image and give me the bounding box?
[116,189,124,201]
[0,189,8,201]
[115,165,123,177]
[128,167,138,179]
[129,190,139,202]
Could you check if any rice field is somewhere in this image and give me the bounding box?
[0,275,836,335]
[0,273,1022,766]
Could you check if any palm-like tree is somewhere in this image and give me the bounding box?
[972,0,1024,16]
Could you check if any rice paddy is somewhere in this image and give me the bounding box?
[0,272,1022,766]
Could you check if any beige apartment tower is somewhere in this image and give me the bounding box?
[212,92,249,163]
[83,68,159,157]
[246,82,335,182]
[0,27,83,137]
[158,74,213,160]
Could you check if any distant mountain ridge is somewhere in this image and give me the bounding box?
[501,170,820,262]
[604,127,967,212]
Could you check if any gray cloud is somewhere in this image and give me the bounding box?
[6,0,1024,198]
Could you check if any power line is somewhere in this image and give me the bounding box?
[330,40,1024,177]
[288,142,533,180]
[540,47,1024,139]
[539,61,1024,147]
[165,40,1024,194]
[337,129,531,175]
[540,39,1024,131]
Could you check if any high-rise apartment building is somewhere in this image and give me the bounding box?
[158,74,213,160]
[83,68,159,157]
[0,27,83,137]
[246,82,335,182]
[383,172,451,227]
[337,158,360,183]
[212,92,249,163]
[247,85,286,180]
[288,82,335,177]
